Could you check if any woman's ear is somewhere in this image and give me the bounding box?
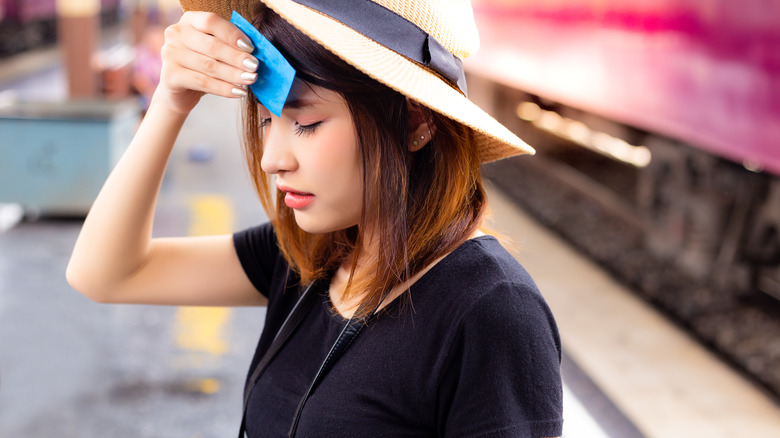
[406,99,437,152]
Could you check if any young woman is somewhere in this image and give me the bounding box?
[67,0,563,436]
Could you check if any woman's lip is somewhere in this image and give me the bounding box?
[277,184,315,209]
[284,191,314,209]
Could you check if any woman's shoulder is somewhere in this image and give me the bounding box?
[419,237,563,435]
[426,235,540,297]
[233,222,291,298]
[415,235,558,339]
[233,222,279,259]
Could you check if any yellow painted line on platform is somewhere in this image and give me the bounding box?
[184,377,221,395]
[174,195,235,370]
[188,195,235,236]
[175,306,230,355]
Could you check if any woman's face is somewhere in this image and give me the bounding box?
[260,80,362,234]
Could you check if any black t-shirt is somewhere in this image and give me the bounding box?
[234,223,563,437]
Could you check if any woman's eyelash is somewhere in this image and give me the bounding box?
[259,119,321,136]
[295,122,322,137]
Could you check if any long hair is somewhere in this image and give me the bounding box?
[242,6,487,318]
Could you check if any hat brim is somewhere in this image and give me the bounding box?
[180,0,535,162]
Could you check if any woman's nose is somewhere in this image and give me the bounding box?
[260,124,297,174]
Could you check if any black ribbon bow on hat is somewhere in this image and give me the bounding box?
[293,0,469,96]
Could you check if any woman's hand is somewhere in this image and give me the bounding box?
[156,11,259,115]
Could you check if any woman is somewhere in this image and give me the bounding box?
[67,0,563,436]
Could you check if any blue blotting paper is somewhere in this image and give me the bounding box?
[230,11,296,117]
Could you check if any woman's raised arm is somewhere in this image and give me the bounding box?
[67,12,266,307]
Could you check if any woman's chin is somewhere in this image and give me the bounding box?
[293,211,354,235]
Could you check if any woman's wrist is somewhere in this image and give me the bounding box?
[148,87,201,119]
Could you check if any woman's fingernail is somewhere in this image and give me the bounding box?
[243,57,259,71]
[232,87,248,97]
[241,72,258,82]
[237,38,254,52]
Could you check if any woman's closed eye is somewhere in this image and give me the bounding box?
[259,118,321,136]
[294,121,322,137]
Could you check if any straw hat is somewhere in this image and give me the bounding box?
[178,0,534,162]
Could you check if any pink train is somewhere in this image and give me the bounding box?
[466,0,780,301]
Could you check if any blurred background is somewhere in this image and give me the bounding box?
[1,0,779,436]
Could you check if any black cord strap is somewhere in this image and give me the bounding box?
[238,282,318,438]
[287,314,367,437]
[238,279,382,438]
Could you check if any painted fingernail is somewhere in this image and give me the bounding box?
[237,38,254,52]
[232,87,248,97]
[242,57,259,71]
[241,72,258,82]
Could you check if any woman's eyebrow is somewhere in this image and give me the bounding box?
[284,98,320,110]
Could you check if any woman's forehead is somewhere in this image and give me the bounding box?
[285,79,342,108]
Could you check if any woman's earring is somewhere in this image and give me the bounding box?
[413,132,427,148]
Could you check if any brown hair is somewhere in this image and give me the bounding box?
[242,6,487,317]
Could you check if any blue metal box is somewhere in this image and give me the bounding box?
[0,99,139,215]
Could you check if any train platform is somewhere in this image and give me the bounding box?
[2,60,780,437]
